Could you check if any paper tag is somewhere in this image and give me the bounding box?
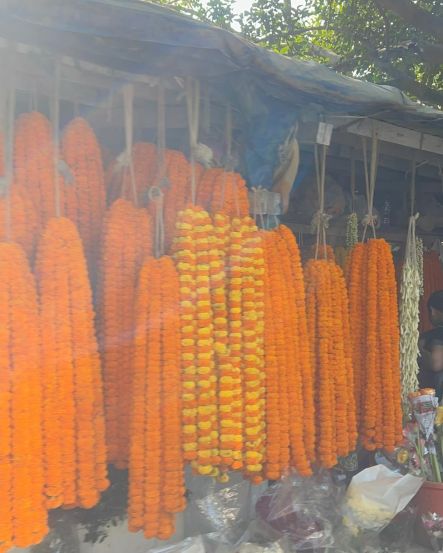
[316,122,333,145]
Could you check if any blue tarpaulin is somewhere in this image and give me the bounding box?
[1,0,442,189]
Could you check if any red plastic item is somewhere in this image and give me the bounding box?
[414,481,443,517]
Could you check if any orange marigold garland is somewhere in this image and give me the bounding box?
[128,257,185,540]
[278,225,316,462]
[274,231,311,476]
[0,185,35,256]
[261,231,281,480]
[105,142,157,205]
[61,117,106,266]
[0,243,48,550]
[13,111,62,240]
[305,257,356,467]
[35,217,108,509]
[98,199,152,468]
[346,239,402,451]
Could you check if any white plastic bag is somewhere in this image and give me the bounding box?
[342,465,423,536]
[146,536,205,553]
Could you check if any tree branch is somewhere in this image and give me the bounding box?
[360,38,443,106]
[373,0,443,42]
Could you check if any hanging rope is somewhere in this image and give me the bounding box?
[148,186,165,259]
[185,78,200,204]
[122,83,137,206]
[53,60,62,218]
[361,130,379,241]
[312,143,331,259]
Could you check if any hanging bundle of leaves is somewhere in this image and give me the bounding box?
[400,216,421,404]
[62,117,106,266]
[0,242,48,551]
[128,256,185,540]
[35,217,108,509]
[98,199,152,469]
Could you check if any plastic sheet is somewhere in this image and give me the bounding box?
[342,465,423,537]
[146,536,205,553]
[255,474,340,550]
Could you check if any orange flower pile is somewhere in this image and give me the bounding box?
[13,111,61,248]
[35,217,108,509]
[128,256,185,540]
[305,257,357,468]
[98,199,152,468]
[0,242,47,551]
[261,228,313,479]
[346,239,402,451]
[62,117,106,266]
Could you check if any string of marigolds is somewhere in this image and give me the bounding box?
[346,239,402,451]
[304,256,357,468]
[98,199,152,468]
[128,257,185,540]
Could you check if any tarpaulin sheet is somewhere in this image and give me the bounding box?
[1,0,443,138]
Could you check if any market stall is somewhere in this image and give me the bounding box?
[0,1,443,553]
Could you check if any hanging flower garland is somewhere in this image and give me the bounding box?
[172,207,199,463]
[0,242,48,551]
[192,208,218,476]
[105,142,158,205]
[13,111,62,244]
[239,217,266,483]
[346,239,402,451]
[225,216,245,473]
[129,257,185,540]
[305,257,357,467]
[278,225,316,463]
[35,217,108,509]
[210,212,238,476]
[97,199,152,468]
[0,185,36,257]
[261,231,282,480]
[61,117,106,266]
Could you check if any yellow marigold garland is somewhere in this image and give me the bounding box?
[240,217,266,483]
